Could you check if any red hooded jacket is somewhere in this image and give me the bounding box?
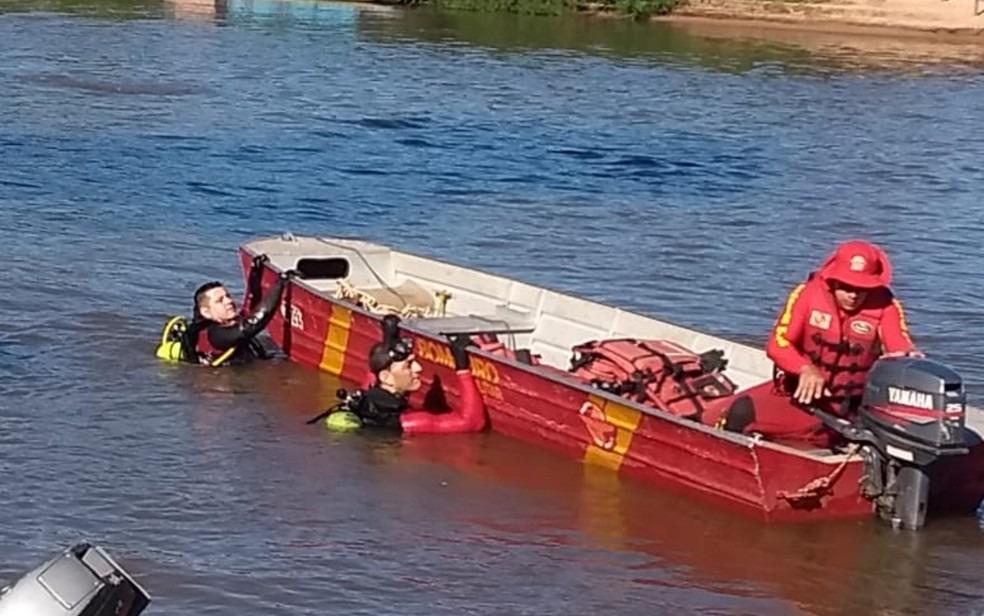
[767,241,915,400]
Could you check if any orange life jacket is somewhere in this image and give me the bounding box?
[472,333,542,366]
[796,277,888,400]
[569,339,736,419]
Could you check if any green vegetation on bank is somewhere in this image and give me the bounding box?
[0,0,683,21]
[0,0,161,17]
[430,0,683,18]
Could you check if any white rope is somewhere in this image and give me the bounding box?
[334,279,448,319]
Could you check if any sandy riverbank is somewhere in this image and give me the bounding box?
[665,0,984,38]
[650,11,984,67]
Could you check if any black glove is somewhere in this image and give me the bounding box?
[279,268,299,281]
[382,314,401,345]
[448,334,473,371]
[246,255,270,309]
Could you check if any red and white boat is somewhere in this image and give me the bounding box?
[238,234,984,527]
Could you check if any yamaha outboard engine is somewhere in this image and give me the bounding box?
[858,357,969,529]
[0,543,150,616]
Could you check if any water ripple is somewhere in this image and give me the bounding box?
[2,4,984,616]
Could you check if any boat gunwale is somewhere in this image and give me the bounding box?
[241,236,868,466]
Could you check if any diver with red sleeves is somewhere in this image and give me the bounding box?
[313,315,487,434]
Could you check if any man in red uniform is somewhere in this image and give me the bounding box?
[716,240,921,446]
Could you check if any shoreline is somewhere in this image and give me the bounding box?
[657,0,984,40]
[167,0,984,44]
[645,11,984,66]
[655,13,984,41]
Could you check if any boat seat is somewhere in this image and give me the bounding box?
[414,306,536,336]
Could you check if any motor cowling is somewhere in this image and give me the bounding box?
[860,357,968,466]
[0,543,150,616]
[854,357,970,530]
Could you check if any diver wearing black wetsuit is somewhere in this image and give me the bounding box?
[190,255,295,366]
[352,386,408,430]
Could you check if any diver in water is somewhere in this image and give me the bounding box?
[318,315,487,434]
[191,254,297,367]
[155,253,295,367]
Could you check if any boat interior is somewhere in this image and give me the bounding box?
[249,235,776,391]
[246,235,984,443]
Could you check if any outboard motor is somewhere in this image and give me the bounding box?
[815,357,970,530]
[0,543,150,616]
[857,357,969,530]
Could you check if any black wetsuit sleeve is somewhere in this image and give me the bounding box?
[243,276,285,334]
[246,265,263,311]
[206,277,285,350]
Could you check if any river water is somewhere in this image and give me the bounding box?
[2,1,984,614]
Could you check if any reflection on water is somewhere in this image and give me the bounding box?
[166,0,379,25]
[168,0,223,20]
[2,1,984,614]
[662,18,984,73]
[9,0,984,72]
[356,5,984,74]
